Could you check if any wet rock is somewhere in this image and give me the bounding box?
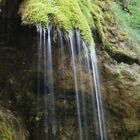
[98,50,140,140]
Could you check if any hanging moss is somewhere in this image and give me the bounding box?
[19,0,114,45]
[19,0,95,43]
[91,3,106,43]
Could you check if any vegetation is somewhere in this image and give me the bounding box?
[19,0,116,45]
[0,114,14,140]
[111,0,140,43]
[0,0,140,139]
[19,0,140,60]
[19,0,94,43]
[128,134,140,140]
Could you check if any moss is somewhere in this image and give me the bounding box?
[0,117,14,140]
[19,0,139,59]
[19,0,115,46]
[128,134,140,140]
[104,42,140,65]
[91,3,106,43]
[90,1,113,45]
[0,107,27,140]
[19,0,95,43]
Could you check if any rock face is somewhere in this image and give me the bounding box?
[0,29,140,140]
[98,50,140,140]
[0,0,140,140]
[51,47,140,140]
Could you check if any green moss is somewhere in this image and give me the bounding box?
[19,0,114,46]
[0,117,14,140]
[90,1,115,45]
[0,108,27,140]
[128,134,140,140]
[19,0,95,43]
[104,42,140,64]
[91,3,106,43]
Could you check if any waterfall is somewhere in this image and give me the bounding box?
[90,48,107,140]
[76,30,88,140]
[37,25,56,139]
[36,25,107,140]
[69,31,83,140]
[83,42,97,139]
[47,25,56,136]
[58,30,67,124]
[36,24,43,97]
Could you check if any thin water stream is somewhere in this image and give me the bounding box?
[69,32,83,140]
[91,49,107,140]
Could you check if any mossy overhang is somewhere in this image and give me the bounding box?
[19,0,95,44]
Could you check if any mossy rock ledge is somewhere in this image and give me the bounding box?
[19,0,99,45]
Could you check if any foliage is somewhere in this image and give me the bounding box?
[19,0,140,56]
[19,0,118,46]
[91,1,108,43]
[19,0,94,43]
[111,0,140,36]
[127,0,140,30]
[111,1,140,50]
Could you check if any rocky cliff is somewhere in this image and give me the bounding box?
[0,0,140,140]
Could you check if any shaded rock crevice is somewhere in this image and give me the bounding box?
[104,45,140,65]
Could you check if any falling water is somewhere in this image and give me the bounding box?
[69,31,83,140]
[43,28,47,100]
[76,30,88,140]
[83,42,97,137]
[36,24,43,97]
[43,28,48,133]
[36,24,43,140]
[58,30,67,123]
[91,48,107,140]
[36,25,106,140]
[37,25,56,139]
[47,25,56,136]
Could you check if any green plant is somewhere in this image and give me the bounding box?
[111,1,140,48]
[19,0,94,43]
